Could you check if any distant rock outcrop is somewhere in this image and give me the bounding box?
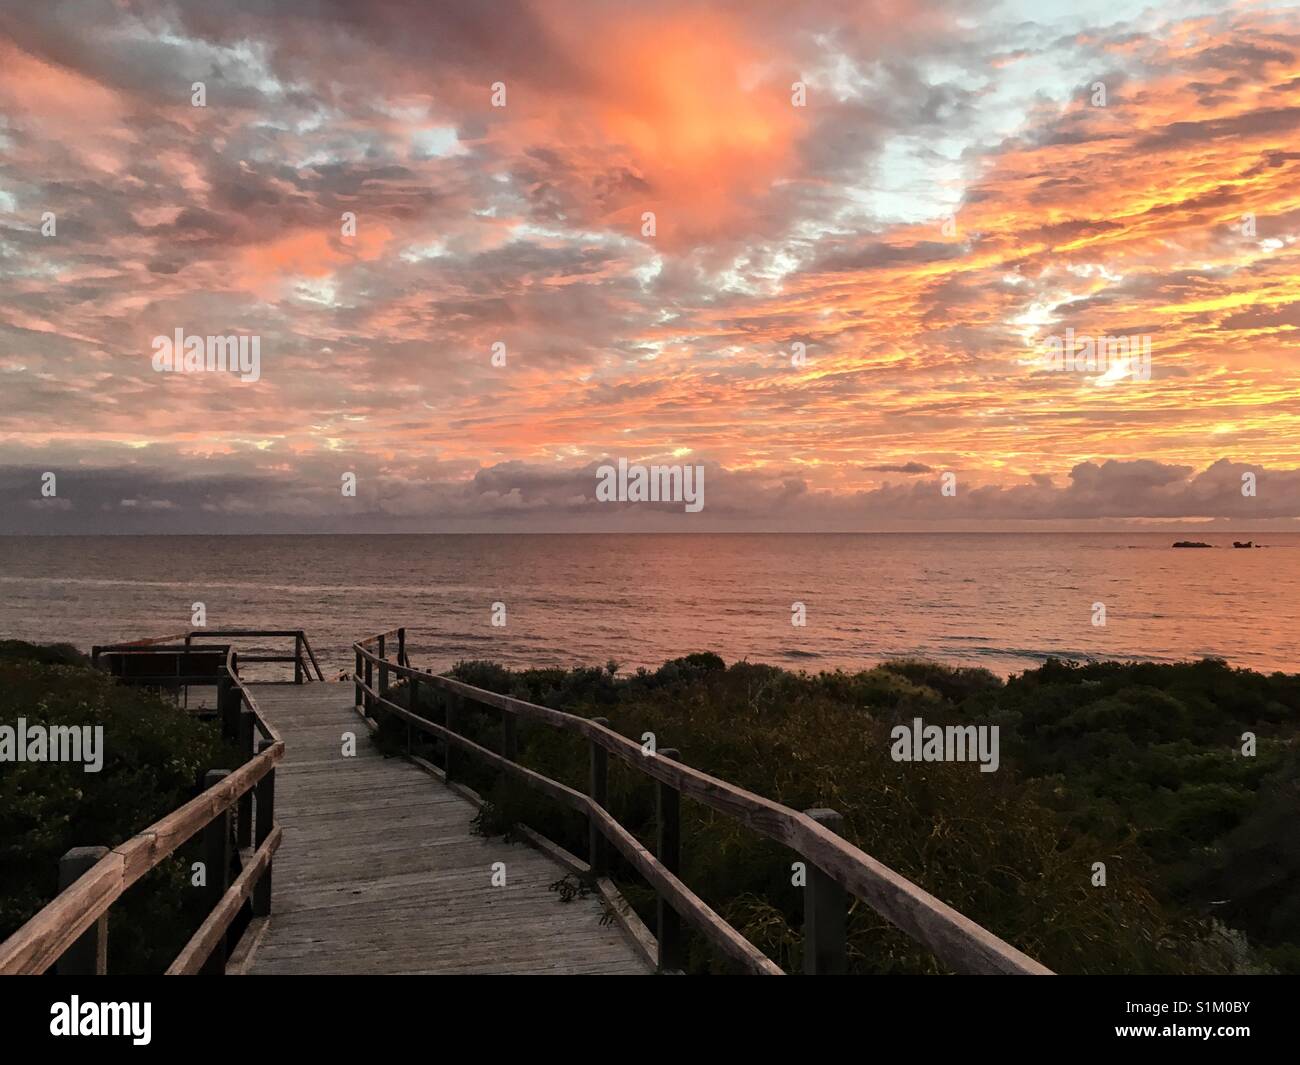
[1172,541,1213,548]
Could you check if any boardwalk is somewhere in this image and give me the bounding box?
[0,630,1048,977]
[244,684,650,975]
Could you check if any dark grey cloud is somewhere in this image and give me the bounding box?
[2,457,1296,534]
[865,462,934,474]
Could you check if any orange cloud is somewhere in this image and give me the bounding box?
[4,1,1299,519]
[492,6,803,246]
[0,40,131,172]
[590,14,797,234]
[235,224,393,295]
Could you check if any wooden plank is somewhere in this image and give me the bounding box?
[167,825,282,975]
[200,629,307,638]
[244,685,651,976]
[226,915,272,976]
[597,876,659,969]
[94,631,189,650]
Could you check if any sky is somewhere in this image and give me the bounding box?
[1,0,1299,533]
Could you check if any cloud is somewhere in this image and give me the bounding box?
[1,457,1296,534]
[864,462,934,474]
[0,2,1298,532]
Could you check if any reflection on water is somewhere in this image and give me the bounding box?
[1,533,1297,678]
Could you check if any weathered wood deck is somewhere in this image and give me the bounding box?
[243,684,651,975]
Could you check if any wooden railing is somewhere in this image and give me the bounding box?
[0,640,291,975]
[353,628,1053,976]
[93,628,325,685]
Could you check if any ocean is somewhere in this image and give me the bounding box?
[1,533,1296,679]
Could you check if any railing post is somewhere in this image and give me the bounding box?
[588,718,610,878]
[656,748,684,973]
[405,676,421,759]
[354,648,363,710]
[302,631,322,681]
[219,671,241,744]
[502,709,517,762]
[364,654,374,715]
[445,694,458,782]
[377,635,387,699]
[55,846,109,975]
[200,770,232,975]
[802,808,848,975]
[397,627,406,667]
[294,633,303,685]
[252,741,275,917]
[236,710,254,849]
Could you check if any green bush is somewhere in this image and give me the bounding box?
[0,642,240,973]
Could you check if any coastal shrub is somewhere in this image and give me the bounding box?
[0,642,239,973]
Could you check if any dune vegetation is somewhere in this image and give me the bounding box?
[0,641,239,973]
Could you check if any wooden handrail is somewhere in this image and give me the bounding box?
[93,632,190,650]
[223,647,280,746]
[194,629,313,638]
[0,743,282,974]
[355,675,781,974]
[166,824,283,975]
[299,631,325,681]
[356,627,404,649]
[354,634,1052,976]
[0,647,284,976]
[95,629,325,685]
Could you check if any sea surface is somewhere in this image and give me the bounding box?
[1,533,1297,679]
